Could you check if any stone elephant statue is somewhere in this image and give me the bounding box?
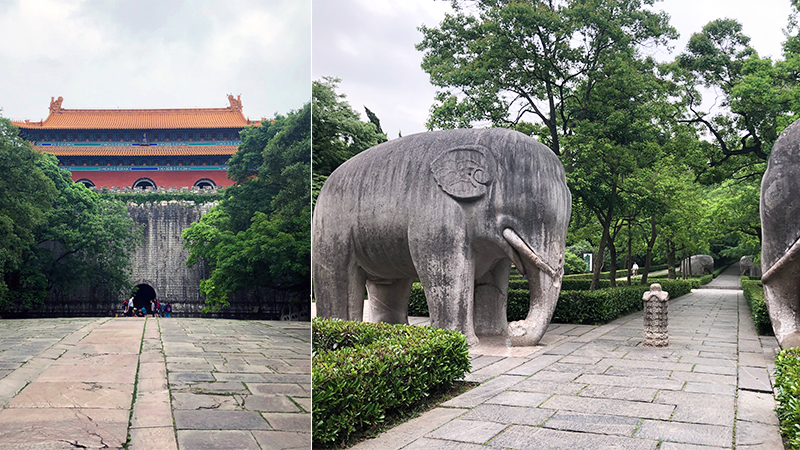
[761,119,800,348]
[680,255,713,276]
[739,256,762,277]
[312,128,572,346]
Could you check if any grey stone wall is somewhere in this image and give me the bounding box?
[127,200,214,316]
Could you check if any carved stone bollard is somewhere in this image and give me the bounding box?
[643,283,670,347]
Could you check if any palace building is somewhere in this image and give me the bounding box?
[12,95,259,189]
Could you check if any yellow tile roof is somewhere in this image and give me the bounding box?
[13,95,259,130]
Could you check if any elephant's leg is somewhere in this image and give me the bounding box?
[412,249,478,345]
[366,278,414,324]
[474,259,511,336]
[764,261,800,348]
[313,249,367,322]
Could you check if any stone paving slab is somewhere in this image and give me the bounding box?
[351,265,786,450]
[0,317,310,449]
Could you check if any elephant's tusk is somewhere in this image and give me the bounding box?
[502,228,558,279]
[763,236,800,283]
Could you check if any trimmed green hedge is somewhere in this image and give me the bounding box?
[312,318,470,447]
[548,279,696,325]
[775,348,800,448]
[409,279,697,325]
[408,282,427,316]
[742,277,773,335]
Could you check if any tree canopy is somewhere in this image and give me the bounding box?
[183,102,311,311]
[0,118,141,311]
[312,77,387,204]
[415,0,800,284]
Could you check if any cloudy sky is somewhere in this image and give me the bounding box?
[313,0,795,139]
[0,0,310,123]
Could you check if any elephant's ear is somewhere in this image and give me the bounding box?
[431,145,496,201]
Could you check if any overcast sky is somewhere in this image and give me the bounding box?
[313,0,795,139]
[0,0,310,124]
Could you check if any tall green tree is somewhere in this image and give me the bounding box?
[564,53,678,288]
[0,118,57,308]
[417,0,676,155]
[183,103,311,311]
[0,118,141,311]
[28,153,141,304]
[312,77,386,204]
[673,19,794,178]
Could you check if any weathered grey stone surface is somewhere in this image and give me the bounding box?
[739,256,762,277]
[680,255,714,276]
[313,128,572,346]
[0,318,310,449]
[128,201,213,316]
[761,118,800,347]
[643,283,669,347]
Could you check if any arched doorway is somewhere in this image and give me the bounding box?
[76,178,95,188]
[193,178,216,189]
[132,284,156,313]
[133,177,156,190]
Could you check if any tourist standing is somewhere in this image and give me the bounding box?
[632,262,639,276]
[127,296,134,317]
[165,303,172,318]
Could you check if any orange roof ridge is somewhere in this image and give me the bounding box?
[13,95,254,130]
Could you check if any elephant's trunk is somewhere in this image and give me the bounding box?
[502,228,563,346]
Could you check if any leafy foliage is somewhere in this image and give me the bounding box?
[312,318,470,447]
[417,0,676,154]
[408,278,697,325]
[0,119,141,311]
[0,119,57,307]
[742,277,772,335]
[182,103,311,311]
[109,191,220,205]
[312,77,387,206]
[775,347,800,449]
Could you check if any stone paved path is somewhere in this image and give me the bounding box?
[0,317,310,449]
[353,265,785,449]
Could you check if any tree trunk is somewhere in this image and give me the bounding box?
[667,239,676,279]
[641,216,657,286]
[626,220,633,286]
[607,220,624,288]
[590,211,613,291]
[608,235,618,288]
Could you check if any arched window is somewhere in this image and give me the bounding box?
[76,179,95,188]
[193,178,216,189]
[132,177,157,190]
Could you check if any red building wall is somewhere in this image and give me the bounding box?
[69,169,233,189]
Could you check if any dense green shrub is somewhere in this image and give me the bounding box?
[698,274,713,286]
[742,277,772,335]
[410,279,695,325]
[549,279,695,325]
[312,318,470,447]
[408,282,428,316]
[561,278,612,290]
[775,348,800,448]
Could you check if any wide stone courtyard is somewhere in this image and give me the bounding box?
[0,317,310,449]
